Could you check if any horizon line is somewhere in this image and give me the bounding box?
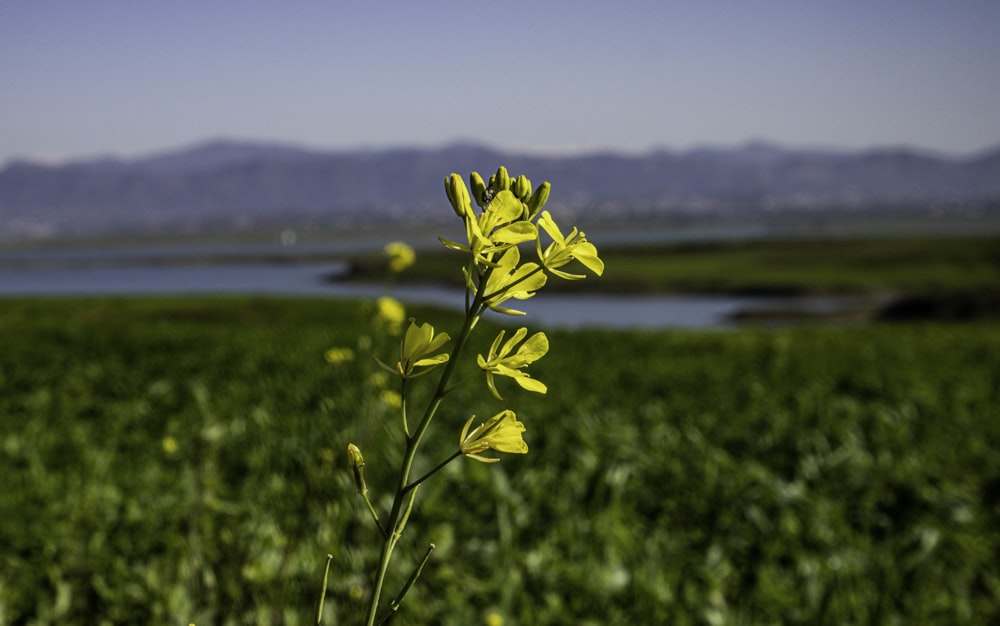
[5,135,999,169]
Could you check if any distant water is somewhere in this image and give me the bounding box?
[0,258,766,329]
[0,241,884,329]
[0,262,351,297]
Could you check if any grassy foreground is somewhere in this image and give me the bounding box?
[2,297,999,624]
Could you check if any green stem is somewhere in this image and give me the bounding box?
[377,543,436,625]
[403,450,463,494]
[365,487,417,626]
[316,553,333,625]
[362,492,387,538]
[400,378,410,437]
[363,289,484,626]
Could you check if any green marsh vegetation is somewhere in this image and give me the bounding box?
[2,296,999,623]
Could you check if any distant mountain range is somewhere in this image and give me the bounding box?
[2,139,999,240]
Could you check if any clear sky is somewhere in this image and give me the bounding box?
[2,0,999,165]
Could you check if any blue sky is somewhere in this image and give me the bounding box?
[2,1,999,165]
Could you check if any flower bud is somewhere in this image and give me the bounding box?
[470,172,489,208]
[512,174,532,201]
[347,443,367,496]
[493,166,511,192]
[526,181,551,219]
[444,173,472,218]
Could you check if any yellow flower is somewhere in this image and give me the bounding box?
[375,296,406,335]
[376,319,450,378]
[440,190,536,264]
[324,347,355,364]
[368,371,389,388]
[381,389,402,408]
[473,246,547,316]
[459,410,528,463]
[477,327,548,399]
[384,241,415,273]
[535,210,604,279]
[162,436,178,455]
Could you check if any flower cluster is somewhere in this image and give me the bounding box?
[442,166,604,458]
[353,167,604,463]
[441,167,603,317]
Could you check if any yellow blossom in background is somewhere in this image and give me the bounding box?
[368,371,389,389]
[375,296,406,335]
[459,410,528,463]
[485,613,504,626]
[324,347,355,364]
[477,327,549,399]
[381,389,402,408]
[536,210,605,279]
[162,436,178,455]
[384,241,415,273]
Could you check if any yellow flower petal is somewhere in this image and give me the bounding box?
[479,248,548,314]
[478,329,548,398]
[459,410,529,462]
[395,319,451,377]
[572,241,605,276]
[536,211,604,278]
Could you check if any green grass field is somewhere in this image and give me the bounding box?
[2,297,999,624]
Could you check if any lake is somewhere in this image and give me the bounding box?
[0,250,884,329]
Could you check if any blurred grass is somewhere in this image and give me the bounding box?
[1,297,999,624]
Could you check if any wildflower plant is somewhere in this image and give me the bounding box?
[323,167,603,625]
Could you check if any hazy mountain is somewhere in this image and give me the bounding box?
[2,139,998,239]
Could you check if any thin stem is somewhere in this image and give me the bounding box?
[365,487,418,626]
[377,543,436,626]
[365,532,397,626]
[400,378,410,437]
[362,492,387,538]
[403,450,462,494]
[464,258,474,314]
[316,553,333,625]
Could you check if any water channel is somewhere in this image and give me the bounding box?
[0,247,887,329]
